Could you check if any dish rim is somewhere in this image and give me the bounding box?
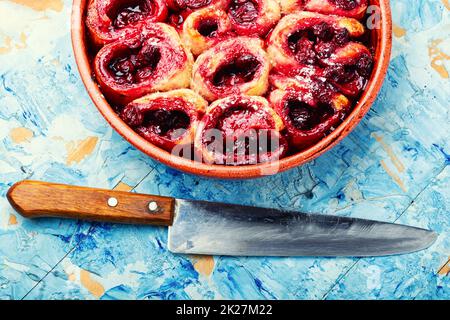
[71,0,392,179]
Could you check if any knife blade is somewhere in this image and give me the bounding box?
[168,199,437,256]
[7,180,437,257]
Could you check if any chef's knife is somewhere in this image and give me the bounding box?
[7,180,437,257]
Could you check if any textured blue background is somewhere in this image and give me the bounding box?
[0,0,448,299]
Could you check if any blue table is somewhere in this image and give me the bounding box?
[0,0,448,299]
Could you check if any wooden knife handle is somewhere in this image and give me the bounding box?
[7,180,175,226]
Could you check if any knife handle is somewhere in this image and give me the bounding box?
[7,180,175,226]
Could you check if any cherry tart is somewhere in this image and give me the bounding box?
[270,86,350,149]
[225,0,281,37]
[194,95,288,165]
[267,12,372,97]
[191,37,270,101]
[86,0,168,46]
[182,7,233,56]
[94,22,194,105]
[120,89,207,151]
[281,0,369,20]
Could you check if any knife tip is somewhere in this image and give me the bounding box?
[426,230,439,246]
[413,229,439,253]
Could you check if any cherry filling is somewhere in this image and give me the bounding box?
[212,54,261,87]
[211,129,282,164]
[172,0,212,10]
[203,104,283,164]
[217,106,272,135]
[323,52,373,94]
[287,99,334,131]
[168,10,191,30]
[329,0,360,11]
[197,18,219,37]
[108,45,161,84]
[120,95,201,151]
[108,0,152,29]
[141,109,190,140]
[229,0,259,24]
[287,23,350,64]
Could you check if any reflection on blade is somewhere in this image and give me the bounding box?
[168,200,437,257]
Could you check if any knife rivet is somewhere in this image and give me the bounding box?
[148,201,158,212]
[107,197,118,207]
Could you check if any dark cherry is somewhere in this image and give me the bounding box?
[229,0,259,24]
[356,53,374,77]
[324,53,373,84]
[143,109,190,138]
[288,23,352,64]
[111,0,151,29]
[324,65,352,83]
[312,22,334,42]
[287,99,334,131]
[314,42,336,59]
[288,31,317,65]
[311,78,337,105]
[197,19,219,37]
[108,45,161,84]
[333,28,350,45]
[121,104,144,126]
[174,0,212,10]
[212,54,261,87]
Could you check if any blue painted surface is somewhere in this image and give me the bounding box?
[0,0,448,299]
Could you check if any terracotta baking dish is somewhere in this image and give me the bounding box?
[71,0,392,179]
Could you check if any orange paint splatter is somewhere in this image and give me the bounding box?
[380,160,407,192]
[113,182,134,192]
[392,24,406,38]
[0,36,13,55]
[372,133,405,173]
[8,0,63,12]
[51,58,61,66]
[15,32,28,49]
[438,258,449,276]
[0,32,28,55]
[10,127,34,144]
[192,256,215,277]
[8,214,18,226]
[80,270,105,298]
[429,39,450,79]
[66,137,98,165]
[67,273,76,282]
